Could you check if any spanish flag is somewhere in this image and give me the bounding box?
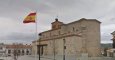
[23,12,36,23]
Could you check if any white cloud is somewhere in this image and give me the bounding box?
[101,24,115,43]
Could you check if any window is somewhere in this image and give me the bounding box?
[22,50,24,53]
[26,49,29,55]
[18,50,20,54]
[8,50,11,54]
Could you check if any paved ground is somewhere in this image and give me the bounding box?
[0,56,35,60]
[0,55,77,60]
[0,56,53,60]
[0,55,115,60]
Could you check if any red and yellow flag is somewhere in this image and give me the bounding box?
[23,12,36,23]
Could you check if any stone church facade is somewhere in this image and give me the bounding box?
[32,18,101,57]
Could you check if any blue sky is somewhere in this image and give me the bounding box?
[0,0,115,44]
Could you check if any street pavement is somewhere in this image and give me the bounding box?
[0,55,54,60]
[0,56,35,60]
[0,55,77,60]
[0,56,36,60]
[0,55,115,60]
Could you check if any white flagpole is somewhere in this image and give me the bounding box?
[35,11,38,60]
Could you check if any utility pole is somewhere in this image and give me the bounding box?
[53,39,55,60]
[38,33,42,60]
[38,39,41,60]
[63,39,66,60]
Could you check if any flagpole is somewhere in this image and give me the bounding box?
[23,12,39,60]
[35,11,39,60]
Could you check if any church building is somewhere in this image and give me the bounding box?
[32,18,101,57]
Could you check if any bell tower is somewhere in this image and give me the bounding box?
[51,18,64,30]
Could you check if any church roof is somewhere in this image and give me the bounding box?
[64,18,101,26]
[5,44,31,49]
[39,18,101,35]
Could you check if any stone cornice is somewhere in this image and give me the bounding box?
[37,33,82,42]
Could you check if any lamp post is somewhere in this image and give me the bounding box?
[38,33,42,60]
[38,43,40,60]
[53,40,56,60]
[63,39,66,60]
[53,39,56,60]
